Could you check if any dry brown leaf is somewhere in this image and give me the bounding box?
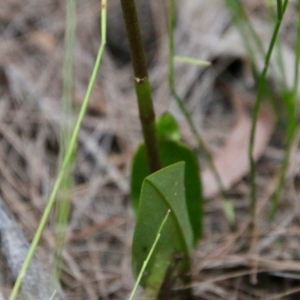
[202,86,275,198]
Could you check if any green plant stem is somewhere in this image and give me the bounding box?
[293,0,300,93]
[55,0,77,280]
[119,0,161,173]
[270,0,299,217]
[249,0,289,234]
[9,1,107,299]
[267,2,288,89]
[168,0,235,226]
[277,0,283,19]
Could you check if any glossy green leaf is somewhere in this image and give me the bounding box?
[132,162,193,293]
[130,140,203,242]
[156,112,180,141]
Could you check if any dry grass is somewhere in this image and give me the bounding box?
[1,0,300,299]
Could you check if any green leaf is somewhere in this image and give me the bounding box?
[156,112,180,141]
[130,140,203,242]
[132,162,193,293]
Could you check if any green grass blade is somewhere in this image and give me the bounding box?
[270,0,299,217]
[276,0,283,19]
[267,2,288,89]
[55,0,77,280]
[128,210,170,300]
[293,0,300,97]
[9,1,107,299]
[249,0,289,231]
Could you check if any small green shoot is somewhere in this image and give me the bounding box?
[156,112,180,141]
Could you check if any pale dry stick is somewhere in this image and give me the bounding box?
[0,148,78,284]
[0,197,66,300]
[231,276,242,300]
[189,256,300,300]
[197,253,300,281]
[68,216,126,241]
[42,226,85,283]
[193,282,229,299]
[197,253,300,291]
[264,286,300,300]
[88,239,108,300]
[255,212,295,253]
[1,190,85,293]
[246,255,300,273]
[191,268,270,289]
[80,247,98,300]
